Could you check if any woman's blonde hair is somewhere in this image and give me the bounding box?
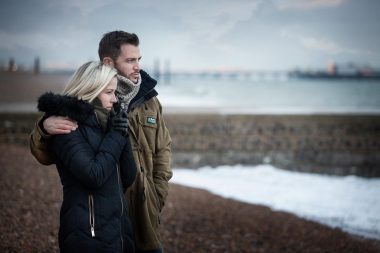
[63,61,117,102]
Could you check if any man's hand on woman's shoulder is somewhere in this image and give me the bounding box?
[43,116,78,135]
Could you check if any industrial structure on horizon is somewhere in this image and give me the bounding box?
[3,57,380,80]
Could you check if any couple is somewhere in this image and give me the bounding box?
[30,31,172,253]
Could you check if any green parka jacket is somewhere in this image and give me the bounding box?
[29,70,172,251]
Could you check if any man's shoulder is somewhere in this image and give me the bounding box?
[149,96,162,106]
[130,97,162,116]
[143,97,162,111]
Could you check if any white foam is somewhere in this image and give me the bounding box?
[172,165,380,240]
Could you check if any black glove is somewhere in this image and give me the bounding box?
[112,98,122,115]
[110,109,129,137]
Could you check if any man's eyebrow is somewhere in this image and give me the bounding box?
[126,56,142,60]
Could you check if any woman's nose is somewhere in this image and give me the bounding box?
[111,94,117,103]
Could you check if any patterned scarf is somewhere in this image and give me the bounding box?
[116,74,141,112]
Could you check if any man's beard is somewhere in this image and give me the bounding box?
[117,70,139,84]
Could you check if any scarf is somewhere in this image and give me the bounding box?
[116,74,141,111]
[91,98,110,132]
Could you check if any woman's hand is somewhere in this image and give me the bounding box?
[110,110,129,137]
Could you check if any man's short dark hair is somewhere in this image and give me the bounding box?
[98,31,140,61]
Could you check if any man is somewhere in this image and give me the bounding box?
[30,31,172,253]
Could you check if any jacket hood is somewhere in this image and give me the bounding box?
[129,69,158,110]
[37,92,94,123]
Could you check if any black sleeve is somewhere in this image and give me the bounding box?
[53,128,127,189]
[119,137,137,191]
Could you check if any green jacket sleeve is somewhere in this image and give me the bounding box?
[152,97,173,211]
[29,116,55,165]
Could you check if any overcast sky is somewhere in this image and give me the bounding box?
[0,0,379,71]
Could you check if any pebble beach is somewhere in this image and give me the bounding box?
[1,144,379,253]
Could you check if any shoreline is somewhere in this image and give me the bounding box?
[171,166,380,241]
[0,144,379,253]
[162,183,380,253]
[1,103,380,115]
[1,112,380,177]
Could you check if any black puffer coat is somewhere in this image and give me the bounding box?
[38,93,136,253]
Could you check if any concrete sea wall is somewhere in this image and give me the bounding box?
[1,112,379,177]
[165,114,380,177]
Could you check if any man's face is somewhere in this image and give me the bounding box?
[114,44,141,83]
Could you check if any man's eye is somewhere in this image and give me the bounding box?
[126,59,140,64]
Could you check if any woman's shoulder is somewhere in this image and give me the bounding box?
[52,116,100,148]
[37,92,94,123]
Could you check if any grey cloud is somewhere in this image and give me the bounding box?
[138,0,260,43]
[273,0,347,10]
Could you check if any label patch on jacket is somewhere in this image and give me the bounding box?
[147,117,156,124]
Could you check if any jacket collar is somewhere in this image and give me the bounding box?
[129,69,158,111]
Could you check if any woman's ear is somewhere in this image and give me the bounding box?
[103,57,114,66]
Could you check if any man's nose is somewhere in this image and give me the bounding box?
[133,61,140,70]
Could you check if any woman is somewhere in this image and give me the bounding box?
[37,61,137,253]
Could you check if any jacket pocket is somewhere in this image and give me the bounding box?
[145,176,161,220]
[151,182,162,212]
[136,113,158,152]
[88,194,95,237]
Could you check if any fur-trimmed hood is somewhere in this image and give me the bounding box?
[37,92,94,123]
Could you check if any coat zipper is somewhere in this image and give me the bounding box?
[116,164,124,252]
[88,194,95,237]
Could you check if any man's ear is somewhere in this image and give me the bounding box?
[103,57,114,67]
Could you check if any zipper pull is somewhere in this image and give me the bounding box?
[91,227,95,237]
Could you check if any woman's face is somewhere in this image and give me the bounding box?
[97,76,118,111]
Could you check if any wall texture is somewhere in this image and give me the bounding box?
[1,112,379,177]
[165,114,380,177]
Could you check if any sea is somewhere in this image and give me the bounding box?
[157,76,380,114]
[1,72,380,114]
